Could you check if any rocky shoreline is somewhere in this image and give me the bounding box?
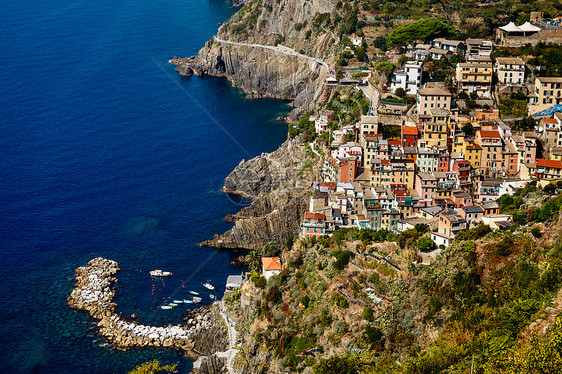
[68,258,226,358]
[200,138,319,250]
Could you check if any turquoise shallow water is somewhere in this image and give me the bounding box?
[0,0,289,372]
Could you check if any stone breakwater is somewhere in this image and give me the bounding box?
[67,257,215,355]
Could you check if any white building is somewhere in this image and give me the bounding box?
[495,57,525,85]
[390,60,423,95]
[432,39,465,54]
[352,35,365,47]
[331,142,363,159]
[314,115,329,133]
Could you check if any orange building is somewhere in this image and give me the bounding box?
[339,158,360,183]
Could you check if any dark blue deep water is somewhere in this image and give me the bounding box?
[0,0,289,372]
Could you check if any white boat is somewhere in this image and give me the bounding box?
[160,305,173,310]
[173,300,184,304]
[209,294,215,300]
[184,299,194,304]
[192,297,202,303]
[202,282,215,291]
[189,291,199,296]
[169,303,179,308]
[150,269,172,277]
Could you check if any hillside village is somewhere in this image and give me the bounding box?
[298,11,562,254]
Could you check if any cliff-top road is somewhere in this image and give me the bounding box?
[213,36,332,72]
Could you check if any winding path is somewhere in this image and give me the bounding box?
[216,299,238,373]
[192,300,238,373]
[213,36,331,71]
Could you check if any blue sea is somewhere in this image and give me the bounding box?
[0,0,290,372]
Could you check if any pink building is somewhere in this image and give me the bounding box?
[302,212,326,237]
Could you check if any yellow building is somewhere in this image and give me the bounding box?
[456,62,493,98]
[423,108,450,148]
[371,160,415,189]
[416,87,453,120]
[458,140,482,170]
[534,77,562,106]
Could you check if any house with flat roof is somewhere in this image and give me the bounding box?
[458,205,485,227]
[456,61,493,98]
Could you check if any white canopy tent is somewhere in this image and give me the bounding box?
[499,21,541,36]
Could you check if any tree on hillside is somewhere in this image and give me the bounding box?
[387,18,454,47]
[417,237,436,252]
[262,241,280,257]
[373,36,387,51]
[128,360,178,374]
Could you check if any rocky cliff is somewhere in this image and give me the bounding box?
[201,138,320,250]
[173,0,336,118]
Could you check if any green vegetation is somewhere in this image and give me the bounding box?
[127,360,178,374]
[495,43,562,77]
[416,237,435,252]
[500,97,527,118]
[455,223,492,241]
[233,189,562,373]
[387,18,453,46]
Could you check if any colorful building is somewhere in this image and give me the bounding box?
[302,212,326,237]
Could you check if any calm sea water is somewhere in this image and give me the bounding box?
[0,0,289,372]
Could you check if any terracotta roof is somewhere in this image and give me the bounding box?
[543,118,559,124]
[479,130,501,138]
[262,257,281,271]
[537,77,562,83]
[495,57,525,65]
[417,87,452,96]
[536,159,562,169]
[402,126,418,135]
[320,182,336,190]
[388,140,401,146]
[304,212,326,219]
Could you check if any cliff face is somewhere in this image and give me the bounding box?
[173,0,335,118]
[223,137,311,198]
[202,139,320,250]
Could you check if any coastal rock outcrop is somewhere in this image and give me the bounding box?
[172,0,335,118]
[202,138,320,250]
[223,137,311,198]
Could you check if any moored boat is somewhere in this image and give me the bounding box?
[173,300,184,304]
[189,291,199,296]
[192,297,202,303]
[160,305,173,310]
[209,294,215,300]
[169,303,178,308]
[202,282,215,291]
[150,269,172,277]
[184,299,194,304]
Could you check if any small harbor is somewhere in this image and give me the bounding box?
[68,258,226,356]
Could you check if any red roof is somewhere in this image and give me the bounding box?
[479,130,501,138]
[262,257,281,271]
[388,140,401,146]
[402,126,418,135]
[536,159,562,169]
[304,212,326,219]
[543,118,558,124]
[381,160,390,164]
[320,182,336,190]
